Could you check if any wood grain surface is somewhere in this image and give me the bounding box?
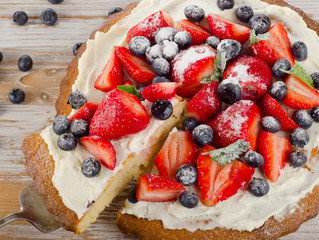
[0,0,318,239]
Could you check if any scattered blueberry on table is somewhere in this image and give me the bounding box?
[0,51,3,63]
[13,11,28,26]
[8,88,25,104]
[18,54,33,72]
[48,0,63,4]
[40,8,58,26]
[73,42,83,56]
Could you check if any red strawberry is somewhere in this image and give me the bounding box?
[80,136,116,170]
[207,14,251,44]
[69,102,99,124]
[282,75,319,109]
[89,89,149,140]
[136,174,186,202]
[154,130,199,179]
[126,11,174,43]
[176,20,212,45]
[206,100,261,150]
[141,82,179,102]
[187,81,222,122]
[171,45,217,98]
[123,80,133,86]
[197,145,255,207]
[116,46,156,85]
[94,46,123,92]
[261,94,299,131]
[258,131,291,182]
[222,55,273,101]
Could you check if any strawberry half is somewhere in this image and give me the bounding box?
[80,136,116,170]
[136,174,186,202]
[116,46,156,85]
[154,130,199,179]
[89,89,149,140]
[258,131,291,182]
[141,82,179,102]
[176,20,212,45]
[94,46,123,92]
[69,102,99,124]
[207,14,250,44]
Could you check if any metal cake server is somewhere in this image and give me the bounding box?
[0,183,61,233]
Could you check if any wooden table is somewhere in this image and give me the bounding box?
[0,0,318,239]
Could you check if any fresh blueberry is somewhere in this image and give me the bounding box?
[68,91,87,109]
[108,7,123,17]
[217,0,235,10]
[155,27,177,44]
[184,5,205,22]
[217,39,242,60]
[248,14,271,35]
[137,86,146,101]
[244,151,264,168]
[161,40,179,61]
[261,116,281,133]
[288,150,307,168]
[272,59,291,79]
[151,100,173,120]
[311,72,319,89]
[152,76,171,84]
[73,42,83,56]
[40,8,58,26]
[310,107,319,122]
[192,124,213,146]
[81,157,101,178]
[290,128,309,148]
[182,117,199,133]
[179,191,199,208]
[236,5,254,22]
[206,36,220,49]
[249,178,269,197]
[0,51,3,63]
[18,55,33,72]
[128,186,138,204]
[268,81,287,101]
[13,11,28,26]
[292,110,313,129]
[217,80,242,104]
[48,0,63,4]
[152,58,170,76]
[53,115,70,135]
[129,36,151,57]
[174,31,192,49]
[8,88,25,104]
[292,41,308,61]
[71,119,89,138]
[146,44,163,64]
[176,164,197,186]
[57,133,77,151]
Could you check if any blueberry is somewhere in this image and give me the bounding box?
[249,178,269,197]
[192,124,213,146]
[48,0,63,4]
[268,81,287,101]
[71,119,89,138]
[81,157,101,178]
[40,8,58,26]
[292,41,308,61]
[311,72,319,89]
[272,59,291,79]
[236,5,254,22]
[152,58,170,76]
[155,27,177,44]
[310,107,319,122]
[0,51,3,63]
[206,36,220,49]
[217,0,235,10]
[261,116,281,133]
[152,76,171,84]
[146,44,163,64]
[176,164,197,186]
[18,55,33,72]
[174,31,192,49]
[13,11,28,26]
[217,80,242,104]
[182,117,199,133]
[290,128,309,148]
[68,91,87,109]
[289,150,307,168]
[108,7,123,17]
[217,39,242,60]
[161,40,179,61]
[151,100,173,120]
[8,88,25,104]
[137,86,146,101]
[129,36,151,57]
[244,151,264,168]
[184,5,205,22]
[292,110,313,129]
[53,115,70,135]
[73,42,83,56]
[128,186,138,204]
[248,14,271,35]
[179,191,199,208]
[57,133,78,151]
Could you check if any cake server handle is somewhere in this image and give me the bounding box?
[0,211,26,228]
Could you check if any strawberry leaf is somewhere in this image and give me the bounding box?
[249,29,270,46]
[280,64,313,88]
[117,85,141,98]
[201,52,227,84]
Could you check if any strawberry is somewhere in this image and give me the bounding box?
[176,20,212,45]
[261,94,299,131]
[141,82,179,102]
[282,75,319,109]
[116,46,156,85]
[154,130,199,179]
[69,102,99,124]
[258,131,291,182]
[122,80,133,86]
[187,81,222,122]
[197,145,255,207]
[222,55,273,101]
[171,45,217,98]
[136,174,186,202]
[80,136,116,170]
[94,46,123,92]
[89,89,149,140]
[207,14,251,44]
[206,100,261,150]
[126,11,174,43]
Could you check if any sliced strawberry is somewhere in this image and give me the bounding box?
[261,94,299,131]
[222,55,273,101]
[89,89,149,140]
[176,20,212,45]
[282,75,319,109]
[116,46,156,85]
[136,174,186,202]
[80,136,116,170]
[206,100,261,150]
[207,14,250,44]
[122,80,133,86]
[187,81,222,122]
[258,131,291,182]
[154,130,199,179]
[126,11,174,43]
[141,82,178,102]
[69,102,98,124]
[94,46,123,92]
[171,45,217,98]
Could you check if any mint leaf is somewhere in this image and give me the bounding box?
[117,85,141,98]
[249,29,270,46]
[201,52,227,84]
[201,140,251,166]
[279,64,313,88]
